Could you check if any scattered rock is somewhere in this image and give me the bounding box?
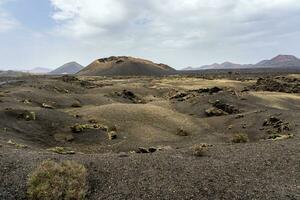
[251,77,300,93]
[116,90,143,103]
[136,147,149,154]
[263,116,290,133]
[212,100,239,114]
[235,114,244,119]
[108,131,117,140]
[148,147,157,153]
[136,147,158,154]
[42,103,55,109]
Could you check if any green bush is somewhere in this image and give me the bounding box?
[27,160,88,200]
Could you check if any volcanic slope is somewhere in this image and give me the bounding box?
[77,56,176,76]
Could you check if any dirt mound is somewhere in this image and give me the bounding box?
[250,77,300,93]
[77,56,176,76]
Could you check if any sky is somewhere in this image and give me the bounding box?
[0,0,300,70]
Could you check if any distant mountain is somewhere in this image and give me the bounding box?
[184,62,253,70]
[183,55,300,70]
[181,66,194,70]
[26,67,52,74]
[49,62,84,75]
[255,55,300,68]
[77,56,176,76]
[198,62,247,70]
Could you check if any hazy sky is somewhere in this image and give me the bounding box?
[0,0,300,70]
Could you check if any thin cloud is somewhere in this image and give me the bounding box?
[0,1,18,32]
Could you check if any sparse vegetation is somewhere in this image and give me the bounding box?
[70,123,109,133]
[20,111,36,121]
[27,160,88,200]
[47,147,75,155]
[7,139,28,148]
[70,124,88,133]
[268,133,294,141]
[192,144,209,157]
[231,133,249,143]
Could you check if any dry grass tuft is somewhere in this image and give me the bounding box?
[27,160,88,200]
[231,133,249,143]
[192,144,209,157]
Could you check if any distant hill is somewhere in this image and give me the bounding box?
[183,55,300,70]
[49,62,83,75]
[255,55,300,68]
[77,56,176,76]
[198,62,250,70]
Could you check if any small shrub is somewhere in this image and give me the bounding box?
[27,160,88,200]
[231,133,249,143]
[176,128,189,136]
[71,102,82,108]
[70,124,87,133]
[192,144,208,157]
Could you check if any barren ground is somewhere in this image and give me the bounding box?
[0,73,299,199]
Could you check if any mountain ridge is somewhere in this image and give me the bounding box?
[183,55,300,70]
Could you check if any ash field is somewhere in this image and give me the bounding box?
[0,57,299,200]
